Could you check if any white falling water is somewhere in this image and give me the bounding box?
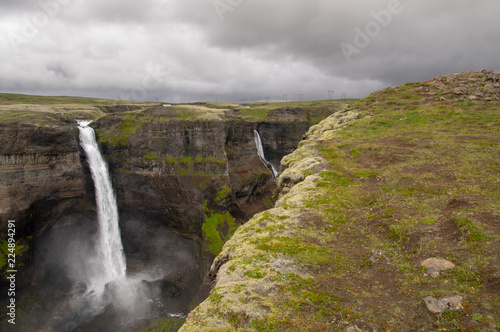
[53,121,162,330]
[77,120,126,285]
[254,130,278,178]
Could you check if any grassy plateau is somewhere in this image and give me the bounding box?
[180,71,500,331]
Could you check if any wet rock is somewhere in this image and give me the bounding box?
[421,258,455,278]
[424,295,463,314]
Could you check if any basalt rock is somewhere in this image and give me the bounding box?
[91,107,312,236]
[0,123,89,236]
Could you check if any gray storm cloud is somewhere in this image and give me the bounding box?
[0,0,498,102]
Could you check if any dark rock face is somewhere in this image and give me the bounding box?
[256,108,310,167]
[0,123,89,236]
[92,107,310,235]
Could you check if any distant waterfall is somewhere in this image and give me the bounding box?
[77,120,126,284]
[254,130,278,178]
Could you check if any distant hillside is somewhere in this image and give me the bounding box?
[179,70,500,331]
[0,92,162,125]
[0,92,356,126]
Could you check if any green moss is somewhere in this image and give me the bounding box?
[0,238,29,278]
[178,109,194,122]
[165,156,176,164]
[243,268,265,279]
[140,317,185,332]
[455,217,488,249]
[224,310,250,328]
[235,108,270,121]
[422,217,438,225]
[163,156,227,176]
[317,171,353,187]
[261,196,274,208]
[255,236,340,266]
[144,149,161,160]
[387,223,412,245]
[209,288,223,305]
[350,148,361,159]
[250,319,278,331]
[96,112,149,147]
[202,211,237,255]
[215,185,232,202]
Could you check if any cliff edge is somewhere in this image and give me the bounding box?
[180,70,500,331]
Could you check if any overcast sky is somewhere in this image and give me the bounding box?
[1,0,499,103]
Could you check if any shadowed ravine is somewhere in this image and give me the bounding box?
[49,121,173,331]
[50,116,307,331]
[54,122,288,331]
[0,98,349,331]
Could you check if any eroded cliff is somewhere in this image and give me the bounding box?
[0,96,348,331]
[180,71,500,332]
[91,105,313,238]
[0,124,87,232]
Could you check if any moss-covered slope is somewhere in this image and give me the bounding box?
[180,70,500,331]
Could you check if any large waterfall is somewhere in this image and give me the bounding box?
[78,120,126,284]
[59,121,168,330]
[254,130,278,178]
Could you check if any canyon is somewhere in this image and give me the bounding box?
[0,97,346,331]
[181,70,500,331]
[1,71,499,331]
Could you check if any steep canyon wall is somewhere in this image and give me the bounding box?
[0,104,341,322]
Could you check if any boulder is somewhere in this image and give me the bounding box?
[421,258,455,278]
[424,295,463,314]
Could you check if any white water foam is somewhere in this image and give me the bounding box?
[77,120,126,287]
[56,121,189,330]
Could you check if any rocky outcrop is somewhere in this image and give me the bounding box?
[91,106,314,237]
[179,108,360,332]
[0,123,88,236]
[428,69,500,101]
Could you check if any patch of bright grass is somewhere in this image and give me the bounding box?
[215,185,232,202]
[140,317,185,332]
[202,210,237,255]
